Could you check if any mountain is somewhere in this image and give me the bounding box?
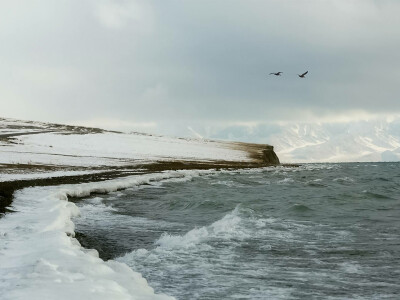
[205,118,400,163]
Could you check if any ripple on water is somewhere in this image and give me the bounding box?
[362,190,394,200]
[75,162,400,299]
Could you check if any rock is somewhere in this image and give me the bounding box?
[262,146,280,165]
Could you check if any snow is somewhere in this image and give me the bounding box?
[0,170,215,300]
[19,132,248,162]
[0,120,251,167]
[0,118,48,134]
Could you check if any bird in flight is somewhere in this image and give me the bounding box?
[269,72,283,76]
[298,71,308,78]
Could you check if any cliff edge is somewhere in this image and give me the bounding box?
[227,141,280,165]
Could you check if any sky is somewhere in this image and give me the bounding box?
[1,0,400,136]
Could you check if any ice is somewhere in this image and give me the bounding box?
[0,171,216,300]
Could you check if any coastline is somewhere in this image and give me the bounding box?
[0,118,285,299]
[1,164,291,299]
[1,158,288,215]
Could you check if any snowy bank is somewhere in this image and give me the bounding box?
[0,170,217,300]
[0,117,279,168]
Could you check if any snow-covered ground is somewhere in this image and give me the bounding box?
[0,118,252,170]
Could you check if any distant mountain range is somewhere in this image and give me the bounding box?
[205,118,400,163]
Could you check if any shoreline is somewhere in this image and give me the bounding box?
[0,118,285,298]
[1,159,295,215]
[1,165,295,299]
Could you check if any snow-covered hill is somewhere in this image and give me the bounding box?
[271,121,400,162]
[0,117,279,182]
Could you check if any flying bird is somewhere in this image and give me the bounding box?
[269,72,283,76]
[298,71,308,78]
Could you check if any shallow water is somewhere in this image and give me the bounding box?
[74,163,400,299]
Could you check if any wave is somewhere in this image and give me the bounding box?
[277,177,294,184]
[305,178,326,187]
[115,207,253,298]
[115,207,315,299]
[288,203,313,212]
[333,176,355,183]
[361,190,393,200]
[155,206,246,250]
[0,170,218,300]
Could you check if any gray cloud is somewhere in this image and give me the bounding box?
[1,0,400,134]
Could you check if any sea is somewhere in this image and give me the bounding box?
[73,163,400,299]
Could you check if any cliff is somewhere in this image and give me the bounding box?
[0,117,280,214]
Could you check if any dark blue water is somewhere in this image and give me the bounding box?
[74,163,400,299]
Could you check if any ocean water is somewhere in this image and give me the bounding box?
[74,163,400,299]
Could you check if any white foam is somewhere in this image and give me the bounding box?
[0,170,216,300]
[115,207,301,299]
[155,208,245,250]
[277,177,295,184]
[339,262,363,274]
[210,179,245,187]
[333,176,355,183]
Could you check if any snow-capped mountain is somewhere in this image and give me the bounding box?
[206,118,400,163]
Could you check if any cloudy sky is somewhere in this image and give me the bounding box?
[1,0,400,136]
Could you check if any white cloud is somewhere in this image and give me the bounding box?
[93,0,154,31]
